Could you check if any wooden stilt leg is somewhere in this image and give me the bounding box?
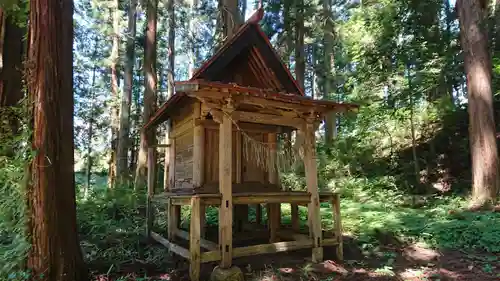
[234,205,248,232]
[190,196,201,281]
[333,193,343,261]
[269,203,280,243]
[219,111,233,269]
[167,200,179,240]
[200,203,206,238]
[255,204,262,224]
[303,123,323,263]
[291,203,299,232]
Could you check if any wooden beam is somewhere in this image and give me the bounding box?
[219,112,233,268]
[231,111,305,129]
[146,147,156,236]
[190,196,201,281]
[174,229,217,251]
[200,240,316,263]
[303,123,323,263]
[195,119,286,133]
[149,144,171,148]
[151,231,190,260]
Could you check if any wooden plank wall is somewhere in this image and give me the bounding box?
[204,129,238,183]
[204,127,273,193]
[172,102,194,191]
[174,131,194,189]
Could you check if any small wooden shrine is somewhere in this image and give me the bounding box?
[143,9,358,281]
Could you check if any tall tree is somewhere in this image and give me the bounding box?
[323,0,337,143]
[117,0,138,185]
[26,0,87,279]
[85,38,100,197]
[221,0,240,38]
[135,0,158,189]
[294,0,305,89]
[108,0,120,188]
[188,0,199,77]
[457,0,499,207]
[164,0,175,190]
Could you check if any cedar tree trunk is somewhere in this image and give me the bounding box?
[135,0,158,189]
[26,0,87,280]
[116,0,138,185]
[457,0,499,207]
[108,0,120,188]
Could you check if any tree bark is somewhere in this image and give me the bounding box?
[85,39,100,198]
[135,0,158,189]
[283,0,293,66]
[164,0,175,191]
[117,0,138,185]
[221,0,241,38]
[294,0,305,90]
[323,0,337,144]
[188,0,199,78]
[108,0,120,189]
[26,0,87,279]
[457,0,499,207]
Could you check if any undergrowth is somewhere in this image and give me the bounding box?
[0,105,31,276]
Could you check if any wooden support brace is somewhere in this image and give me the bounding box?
[151,231,190,259]
[190,196,201,281]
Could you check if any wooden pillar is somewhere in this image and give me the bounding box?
[167,198,179,240]
[163,120,171,191]
[234,131,248,232]
[219,111,233,268]
[303,122,323,263]
[291,203,300,232]
[255,204,262,224]
[146,147,157,236]
[333,193,343,261]
[193,102,206,237]
[168,137,176,189]
[267,133,280,242]
[190,196,201,281]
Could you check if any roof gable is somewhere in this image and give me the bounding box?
[190,9,304,96]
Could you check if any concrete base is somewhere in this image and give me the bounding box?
[210,266,244,281]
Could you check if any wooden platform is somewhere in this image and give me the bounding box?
[150,191,343,281]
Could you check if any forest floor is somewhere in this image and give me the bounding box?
[88,235,500,281]
[78,176,500,281]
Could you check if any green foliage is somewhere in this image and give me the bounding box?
[0,105,31,276]
[77,184,170,268]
